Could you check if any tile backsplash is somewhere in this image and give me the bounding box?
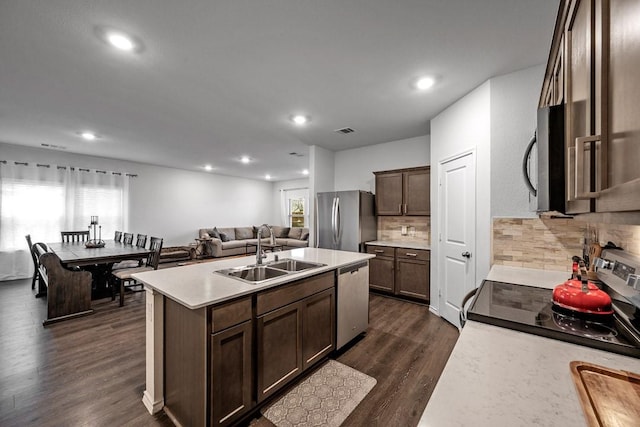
[492,217,640,271]
[378,216,430,244]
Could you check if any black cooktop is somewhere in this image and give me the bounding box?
[467,280,640,358]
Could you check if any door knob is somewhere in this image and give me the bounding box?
[462,251,471,258]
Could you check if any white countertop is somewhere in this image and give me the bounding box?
[418,265,640,427]
[486,264,570,289]
[366,240,430,250]
[133,248,373,309]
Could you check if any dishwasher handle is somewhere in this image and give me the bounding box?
[338,260,368,275]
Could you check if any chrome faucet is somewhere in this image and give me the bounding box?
[255,223,270,265]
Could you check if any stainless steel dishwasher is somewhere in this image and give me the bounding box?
[336,260,369,350]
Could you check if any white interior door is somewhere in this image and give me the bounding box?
[439,151,476,328]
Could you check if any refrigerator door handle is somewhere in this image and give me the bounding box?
[331,197,338,246]
[314,195,319,248]
[335,196,341,247]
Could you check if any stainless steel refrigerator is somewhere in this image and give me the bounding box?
[316,190,376,252]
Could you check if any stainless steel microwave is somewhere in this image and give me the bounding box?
[522,105,565,213]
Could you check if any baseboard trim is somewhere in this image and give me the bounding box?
[142,391,164,415]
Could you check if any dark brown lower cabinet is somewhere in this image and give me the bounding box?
[367,245,430,302]
[257,286,336,403]
[367,246,395,293]
[164,296,253,427]
[396,257,429,301]
[257,301,303,403]
[302,288,335,370]
[164,272,336,426]
[211,320,253,426]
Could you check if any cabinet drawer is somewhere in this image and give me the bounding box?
[210,296,252,333]
[396,248,429,262]
[366,245,395,258]
[257,272,334,316]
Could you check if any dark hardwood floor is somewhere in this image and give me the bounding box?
[338,294,459,426]
[0,279,458,427]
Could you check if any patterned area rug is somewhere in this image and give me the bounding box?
[262,360,376,427]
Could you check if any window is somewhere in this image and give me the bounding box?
[289,198,305,227]
[0,162,130,280]
[0,178,65,250]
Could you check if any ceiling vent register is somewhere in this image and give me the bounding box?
[335,127,355,134]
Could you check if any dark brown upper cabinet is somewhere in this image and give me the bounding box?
[541,0,640,214]
[374,166,430,216]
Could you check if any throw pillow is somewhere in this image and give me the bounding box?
[219,231,230,242]
[201,232,210,239]
[301,229,309,241]
[211,228,221,239]
[271,226,290,238]
[288,227,303,240]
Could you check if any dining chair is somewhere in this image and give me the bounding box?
[112,233,148,270]
[114,230,123,243]
[111,237,163,306]
[135,234,148,248]
[122,232,134,245]
[61,230,90,243]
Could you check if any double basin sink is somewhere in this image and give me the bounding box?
[215,258,326,284]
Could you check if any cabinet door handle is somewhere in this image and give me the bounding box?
[462,251,471,258]
[398,204,402,214]
[574,135,604,199]
[403,204,407,214]
[405,252,417,257]
[374,249,384,253]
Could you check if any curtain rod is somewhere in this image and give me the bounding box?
[0,160,138,177]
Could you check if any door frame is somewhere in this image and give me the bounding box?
[436,148,477,328]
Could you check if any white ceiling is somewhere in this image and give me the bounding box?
[0,0,559,181]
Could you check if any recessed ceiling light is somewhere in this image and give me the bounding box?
[241,156,250,164]
[106,31,136,51]
[204,164,213,171]
[79,131,97,141]
[265,174,271,180]
[415,76,436,91]
[291,115,310,125]
[302,169,309,175]
[95,26,143,53]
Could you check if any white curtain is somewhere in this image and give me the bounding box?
[0,161,130,281]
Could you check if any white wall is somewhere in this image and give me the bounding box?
[430,81,492,314]
[490,65,545,217]
[428,64,546,316]
[0,142,274,247]
[334,135,430,192]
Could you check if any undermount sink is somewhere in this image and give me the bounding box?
[215,265,289,283]
[266,258,326,272]
[215,258,326,284]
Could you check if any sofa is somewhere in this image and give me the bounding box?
[198,225,309,258]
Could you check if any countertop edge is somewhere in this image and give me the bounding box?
[366,240,430,250]
[133,248,374,309]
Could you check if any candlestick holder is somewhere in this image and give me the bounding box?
[86,217,106,248]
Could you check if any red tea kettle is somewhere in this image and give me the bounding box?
[552,260,613,315]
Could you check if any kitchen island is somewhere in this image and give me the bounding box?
[132,247,373,426]
[418,266,640,426]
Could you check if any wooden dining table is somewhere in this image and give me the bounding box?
[43,240,153,299]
